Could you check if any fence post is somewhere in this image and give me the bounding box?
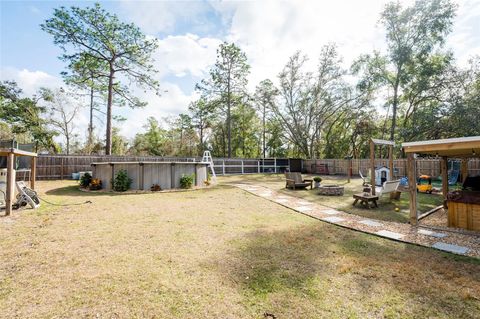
[222,160,225,175]
[241,160,244,174]
[258,161,260,173]
[274,158,277,173]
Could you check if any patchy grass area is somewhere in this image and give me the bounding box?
[220,174,444,223]
[1,180,479,318]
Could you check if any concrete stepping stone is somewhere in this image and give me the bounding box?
[359,219,383,227]
[432,242,469,254]
[275,199,289,203]
[321,216,345,223]
[297,201,312,206]
[258,192,272,196]
[418,229,447,238]
[320,209,339,215]
[295,206,312,212]
[376,230,405,240]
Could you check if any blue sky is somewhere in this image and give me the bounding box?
[1,0,479,142]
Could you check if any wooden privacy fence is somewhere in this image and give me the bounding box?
[35,155,290,180]
[32,155,480,180]
[305,158,480,178]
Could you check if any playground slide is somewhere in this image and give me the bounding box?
[448,160,460,186]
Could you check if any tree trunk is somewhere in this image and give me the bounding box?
[88,85,94,152]
[390,68,401,142]
[105,66,114,155]
[263,104,266,159]
[66,135,70,155]
[227,96,231,158]
[199,126,204,154]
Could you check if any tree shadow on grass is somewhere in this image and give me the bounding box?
[216,223,480,317]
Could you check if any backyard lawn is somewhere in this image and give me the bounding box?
[220,174,444,223]
[1,179,479,318]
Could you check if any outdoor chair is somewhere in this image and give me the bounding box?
[375,179,401,197]
[285,172,313,190]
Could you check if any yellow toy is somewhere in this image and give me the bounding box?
[417,175,433,194]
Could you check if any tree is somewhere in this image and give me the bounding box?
[132,117,168,156]
[0,81,58,152]
[46,88,81,155]
[188,97,215,154]
[355,0,456,142]
[42,3,160,155]
[62,53,108,152]
[111,127,129,155]
[254,79,278,158]
[231,102,261,158]
[271,46,353,158]
[196,42,250,157]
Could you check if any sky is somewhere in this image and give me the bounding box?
[1,0,479,143]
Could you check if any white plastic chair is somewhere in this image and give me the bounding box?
[375,179,401,197]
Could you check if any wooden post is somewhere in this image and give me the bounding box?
[170,163,175,189]
[347,158,351,183]
[110,163,115,190]
[370,140,376,195]
[461,159,468,184]
[388,145,394,180]
[30,156,36,190]
[60,157,64,180]
[222,160,225,175]
[407,152,418,225]
[5,153,15,216]
[139,163,144,190]
[441,156,448,198]
[258,161,260,173]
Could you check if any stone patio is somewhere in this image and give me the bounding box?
[231,183,480,258]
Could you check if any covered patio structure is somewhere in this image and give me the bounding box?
[0,147,37,216]
[402,136,480,228]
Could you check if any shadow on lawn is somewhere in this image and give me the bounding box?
[45,183,232,197]
[218,223,480,317]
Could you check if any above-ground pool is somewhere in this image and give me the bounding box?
[91,161,209,190]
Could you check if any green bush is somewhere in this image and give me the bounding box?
[180,174,194,189]
[79,172,92,188]
[313,176,322,182]
[112,169,132,192]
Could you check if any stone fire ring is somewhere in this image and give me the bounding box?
[317,184,344,196]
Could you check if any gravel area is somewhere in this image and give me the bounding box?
[232,183,480,258]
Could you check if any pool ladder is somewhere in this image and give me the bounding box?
[201,151,216,183]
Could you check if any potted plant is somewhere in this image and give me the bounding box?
[313,176,322,188]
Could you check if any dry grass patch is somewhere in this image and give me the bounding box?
[0,180,479,318]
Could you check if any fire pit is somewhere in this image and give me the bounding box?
[317,184,344,196]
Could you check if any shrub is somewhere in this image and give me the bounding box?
[314,176,322,182]
[79,172,92,188]
[180,174,194,189]
[112,169,132,192]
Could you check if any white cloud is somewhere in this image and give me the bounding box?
[153,33,221,79]
[213,0,389,89]
[0,67,63,96]
[448,0,480,65]
[118,82,200,138]
[120,0,212,34]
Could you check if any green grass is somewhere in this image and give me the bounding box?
[220,174,444,223]
[0,179,479,318]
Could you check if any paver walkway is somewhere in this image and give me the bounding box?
[232,183,480,258]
